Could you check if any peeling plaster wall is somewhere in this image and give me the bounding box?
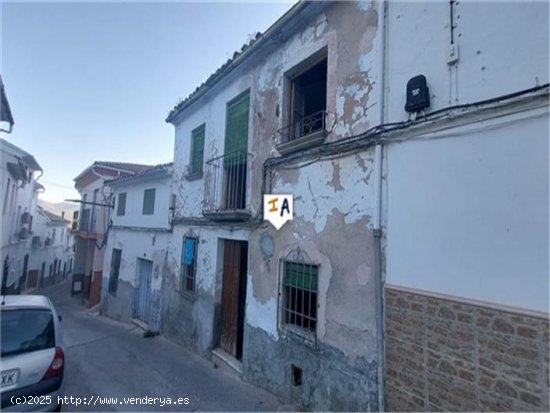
[168,1,382,410]
[244,149,380,410]
[102,229,169,331]
[161,225,249,355]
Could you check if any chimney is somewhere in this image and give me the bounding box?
[61,211,65,218]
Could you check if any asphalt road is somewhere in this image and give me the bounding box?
[42,281,283,412]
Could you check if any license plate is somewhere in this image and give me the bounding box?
[1,369,19,388]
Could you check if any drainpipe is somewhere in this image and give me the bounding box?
[373,0,386,411]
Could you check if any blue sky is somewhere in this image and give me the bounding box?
[1,1,295,202]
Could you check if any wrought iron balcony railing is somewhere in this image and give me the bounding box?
[277,110,328,145]
[203,151,252,221]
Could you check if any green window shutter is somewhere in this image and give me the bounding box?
[191,125,205,173]
[283,261,318,292]
[224,93,250,166]
[142,188,155,215]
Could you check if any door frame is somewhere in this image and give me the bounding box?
[218,239,248,361]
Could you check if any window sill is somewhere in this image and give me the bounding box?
[185,170,203,181]
[280,324,317,349]
[276,129,327,155]
[180,290,196,302]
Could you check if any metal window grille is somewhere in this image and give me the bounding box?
[282,261,318,332]
[180,237,197,293]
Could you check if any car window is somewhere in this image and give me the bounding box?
[1,309,55,357]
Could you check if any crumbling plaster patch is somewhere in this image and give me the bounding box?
[273,151,375,232]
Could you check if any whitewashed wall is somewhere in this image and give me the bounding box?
[112,176,171,229]
[386,110,549,312]
[385,1,549,122]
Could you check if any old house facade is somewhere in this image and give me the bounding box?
[1,138,43,293]
[28,206,74,289]
[72,161,152,307]
[165,1,383,410]
[163,0,548,411]
[101,163,172,332]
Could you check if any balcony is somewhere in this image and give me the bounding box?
[203,151,252,221]
[276,110,328,155]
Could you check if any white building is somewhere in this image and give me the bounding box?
[1,138,43,293]
[101,163,172,332]
[72,161,153,307]
[26,206,75,289]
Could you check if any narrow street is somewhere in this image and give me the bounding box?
[42,281,283,412]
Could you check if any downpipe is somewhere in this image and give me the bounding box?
[374,0,386,411]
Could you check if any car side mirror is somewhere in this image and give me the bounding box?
[58,315,62,322]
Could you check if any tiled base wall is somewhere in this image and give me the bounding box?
[384,286,549,412]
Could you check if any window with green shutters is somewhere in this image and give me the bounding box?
[142,188,155,215]
[189,124,205,175]
[282,261,318,333]
[224,92,250,166]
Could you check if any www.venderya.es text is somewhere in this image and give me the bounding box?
[58,396,190,407]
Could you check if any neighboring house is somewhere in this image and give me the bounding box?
[26,206,74,290]
[1,138,43,294]
[101,163,172,332]
[72,161,153,308]
[163,1,548,412]
[38,200,80,230]
[0,75,15,133]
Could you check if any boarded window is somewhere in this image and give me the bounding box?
[142,188,155,215]
[109,248,122,294]
[117,193,127,216]
[282,261,318,333]
[190,124,205,174]
[224,92,250,164]
[180,237,197,293]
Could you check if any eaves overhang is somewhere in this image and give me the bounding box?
[165,0,333,125]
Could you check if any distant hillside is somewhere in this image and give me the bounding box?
[38,199,79,220]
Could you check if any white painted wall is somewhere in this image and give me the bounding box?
[1,139,41,287]
[386,110,549,312]
[385,1,549,121]
[103,230,168,292]
[112,175,171,229]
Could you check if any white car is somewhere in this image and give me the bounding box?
[1,295,64,412]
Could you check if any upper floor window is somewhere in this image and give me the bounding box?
[278,52,328,152]
[187,124,205,178]
[142,188,156,215]
[117,192,127,216]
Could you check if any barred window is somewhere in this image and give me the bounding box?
[181,237,197,293]
[282,261,318,333]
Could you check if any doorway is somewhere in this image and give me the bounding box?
[134,258,153,323]
[220,240,248,361]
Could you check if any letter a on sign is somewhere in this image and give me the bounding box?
[264,194,293,230]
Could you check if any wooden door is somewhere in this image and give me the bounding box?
[220,240,248,359]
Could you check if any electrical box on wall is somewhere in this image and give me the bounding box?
[405,75,430,113]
